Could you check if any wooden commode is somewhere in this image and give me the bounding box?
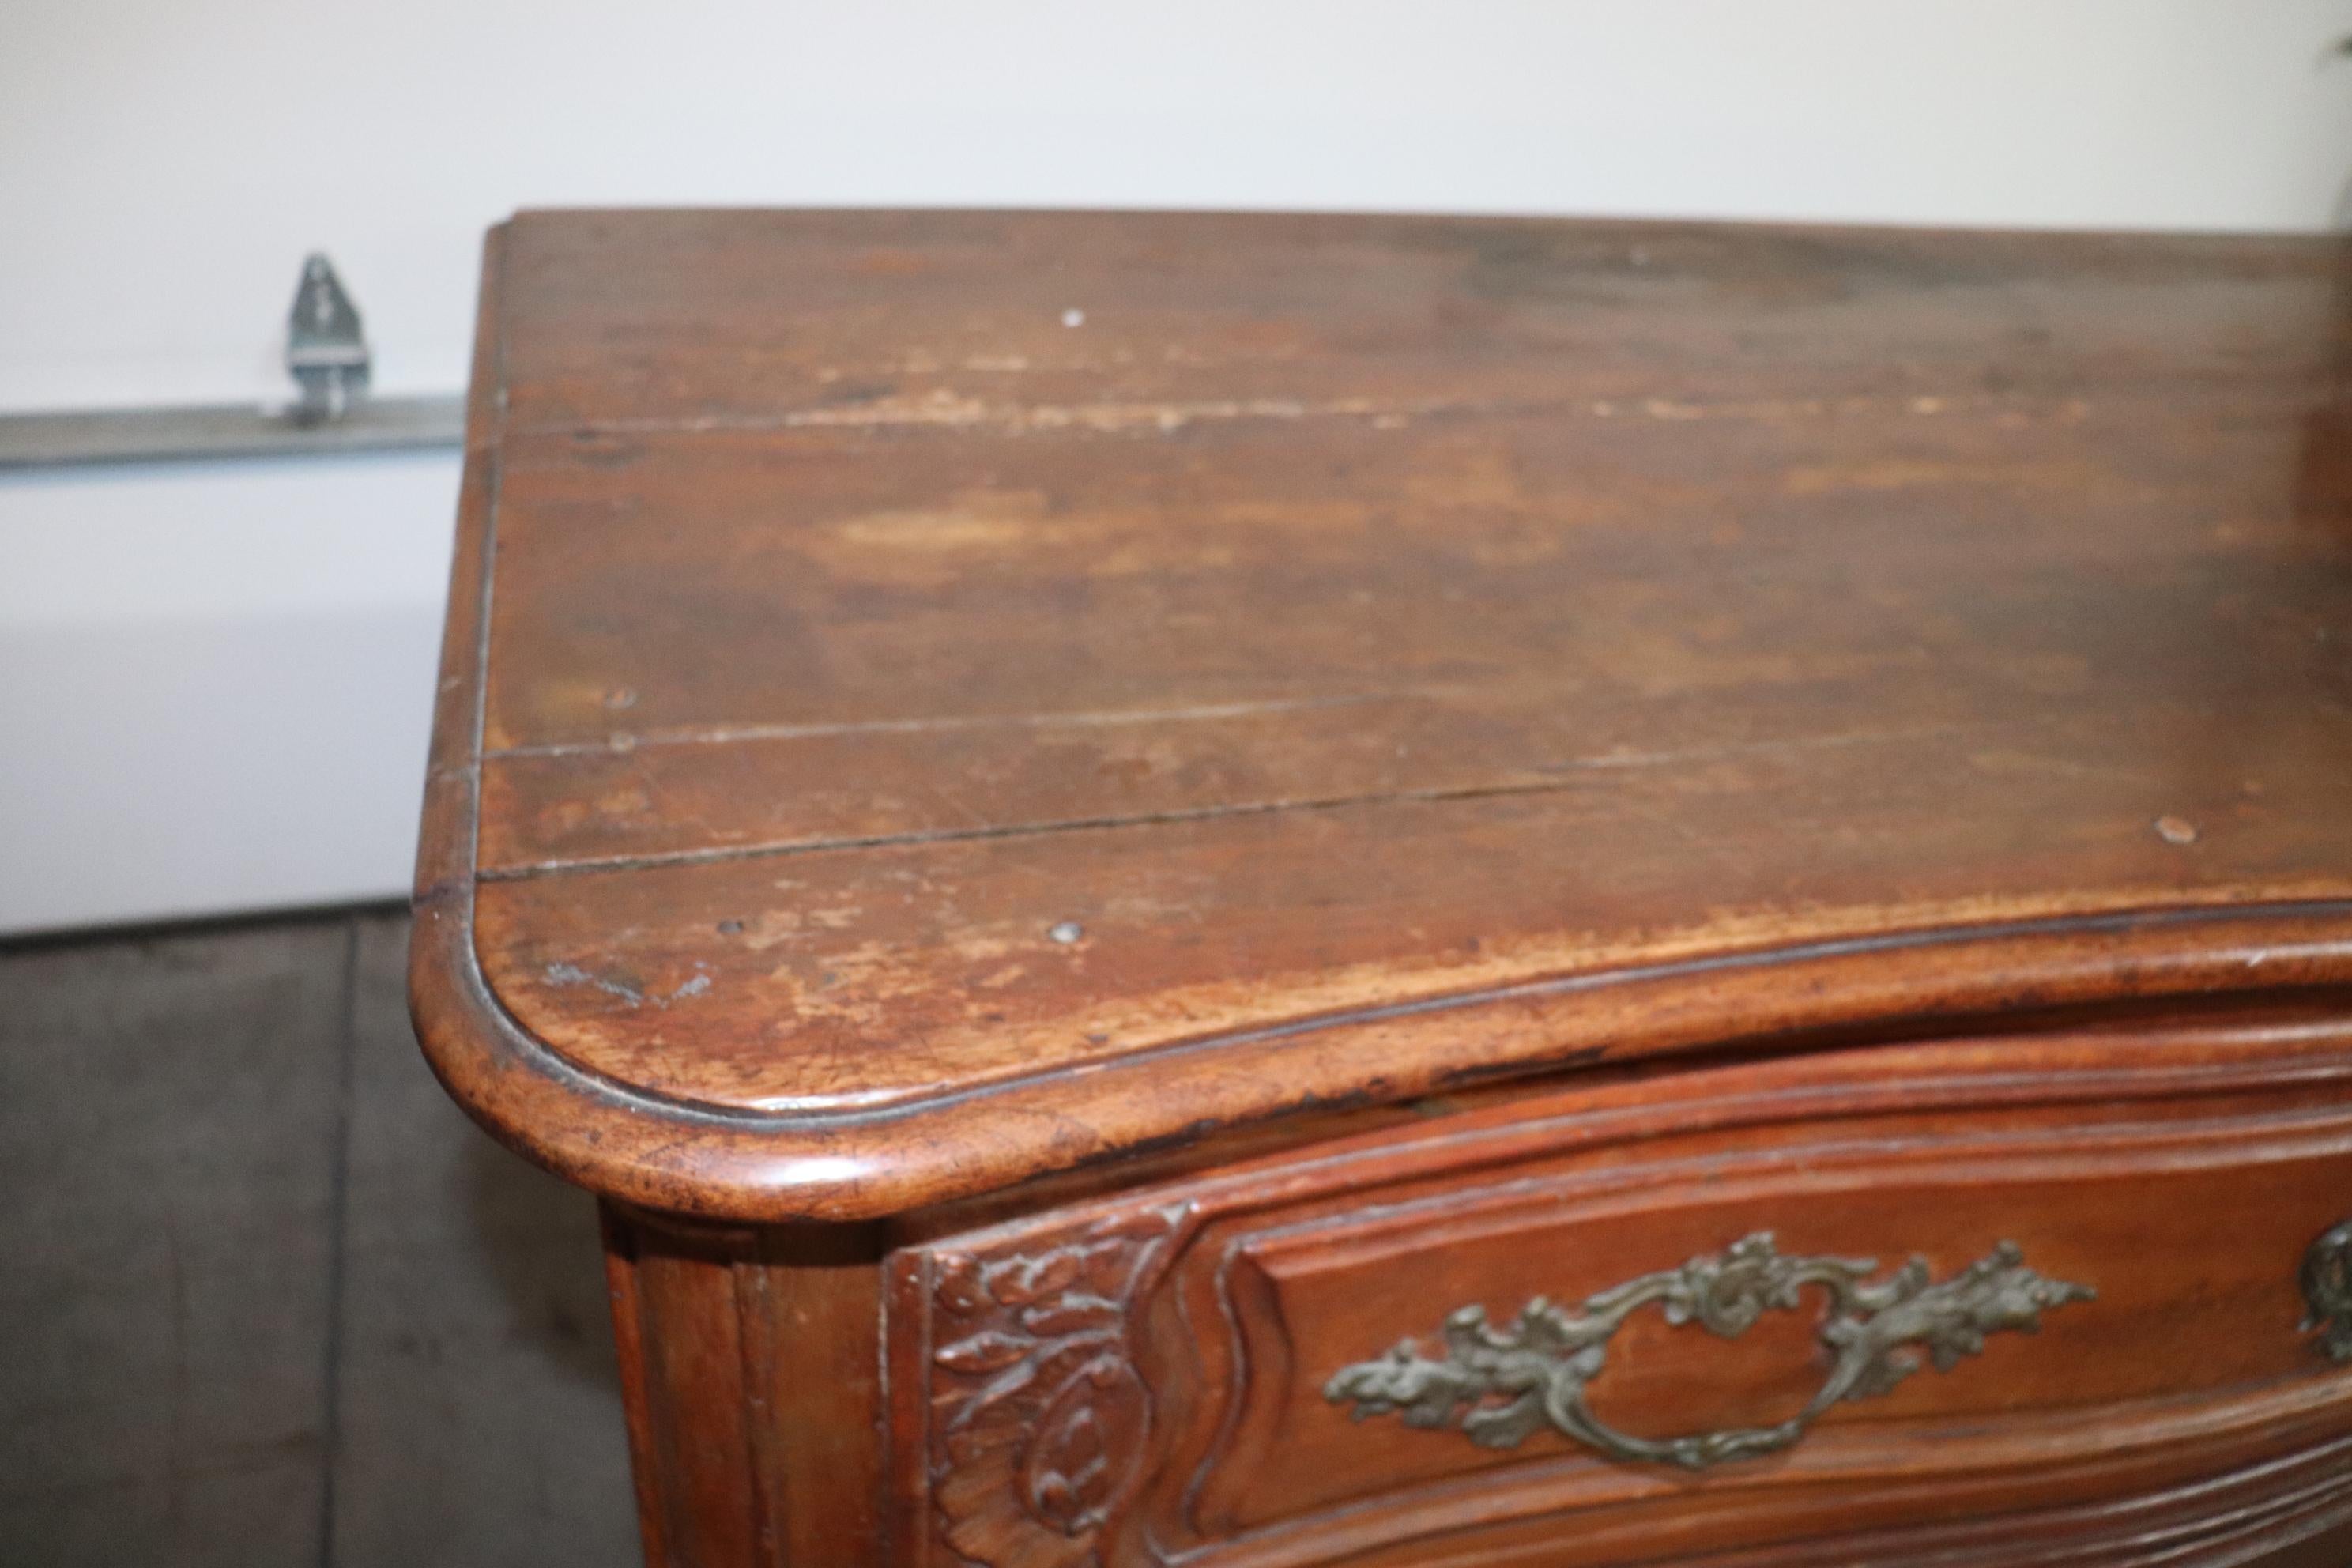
[410,209,2352,1567]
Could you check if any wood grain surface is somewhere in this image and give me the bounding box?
[411,211,2352,1221]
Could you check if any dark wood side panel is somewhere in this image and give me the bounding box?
[603,1212,771,1567]
[601,1208,886,1568]
[748,1223,887,1566]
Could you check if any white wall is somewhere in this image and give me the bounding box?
[0,457,458,931]
[6,1,2352,933]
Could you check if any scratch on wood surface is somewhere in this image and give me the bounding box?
[488,690,1460,761]
[512,388,2068,442]
[545,961,644,1006]
[1577,391,2071,426]
[564,390,1408,436]
[1536,721,1995,776]
[1781,454,2127,499]
[544,959,715,1008]
[1967,749,2165,787]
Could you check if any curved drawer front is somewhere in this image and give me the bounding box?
[893,1014,2352,1568]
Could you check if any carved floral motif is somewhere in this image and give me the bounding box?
[929,1208,1182,1568]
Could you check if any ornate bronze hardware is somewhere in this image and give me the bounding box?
[1324,1232,2094,1470]
[2301,1220,2352,1362]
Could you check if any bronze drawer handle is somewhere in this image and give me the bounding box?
[1324,1232,2094,1470]
[2301,1220,2352,1361]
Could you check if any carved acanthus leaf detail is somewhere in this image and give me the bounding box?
[929,1208,1182,1568]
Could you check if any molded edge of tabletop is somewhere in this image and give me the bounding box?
[411,880,2352,1223]
[403,217,2352,1224]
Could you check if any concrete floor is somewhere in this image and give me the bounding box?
[0,908,639,1566]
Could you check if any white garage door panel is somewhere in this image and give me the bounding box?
[0,609,445,933]
[0,455,459,935]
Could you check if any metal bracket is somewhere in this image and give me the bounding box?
[285,254,371,424]
[0,251,462,470]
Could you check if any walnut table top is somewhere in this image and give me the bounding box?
[409,209,2352,1224]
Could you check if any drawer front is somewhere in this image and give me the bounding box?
[893,1014,2352,1568]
